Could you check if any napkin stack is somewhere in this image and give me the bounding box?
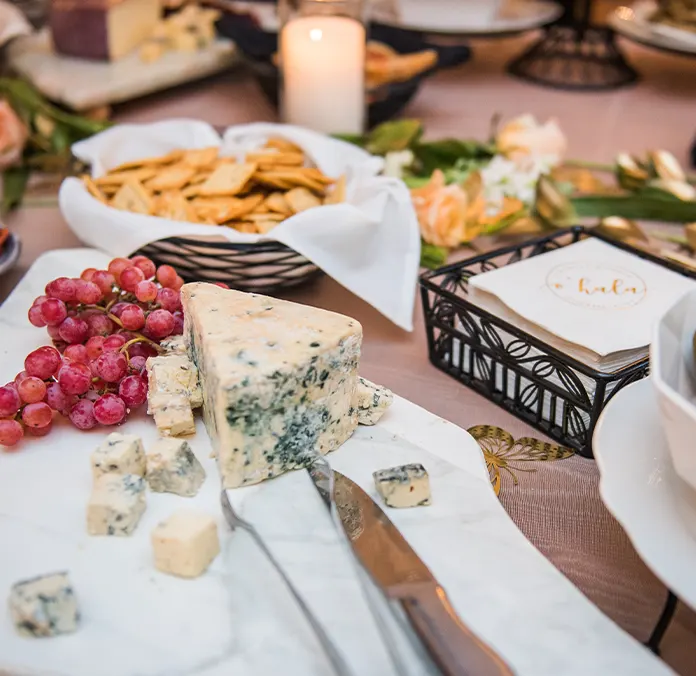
[468,238,696,373]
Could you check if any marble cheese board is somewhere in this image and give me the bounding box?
[0,249,670,676]
[6,30,240,112]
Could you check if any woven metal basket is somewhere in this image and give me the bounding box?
[132,237,322,293]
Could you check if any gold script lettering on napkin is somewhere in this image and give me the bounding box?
[546,263,646,309]
[468,238,696,359]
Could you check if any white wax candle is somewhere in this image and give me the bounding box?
[281,15,365,135]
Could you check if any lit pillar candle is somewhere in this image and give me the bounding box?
[281,15,365,134]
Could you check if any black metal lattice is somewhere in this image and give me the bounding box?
[420,228,696,457]
[132,237,322,293]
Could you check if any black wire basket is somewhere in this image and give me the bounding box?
[131,237,322,293]
[420,227,696,458]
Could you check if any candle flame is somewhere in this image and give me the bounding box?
[309,28,323,41]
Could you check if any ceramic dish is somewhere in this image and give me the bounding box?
[594,378,696,610]
[0,232,21,278]
[609,5,696,55]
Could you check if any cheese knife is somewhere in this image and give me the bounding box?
[307,457,514,676]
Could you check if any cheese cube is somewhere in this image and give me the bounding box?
[373,464,431,508]
[91,433,146,478]
[87,474,146,536]
[152,511,220,578]
[51,0,161,61]
[354,377,393,426]
[9,572,79,637]
[146,438,206,497]
[181,283,362,488]
[146,354,203,440]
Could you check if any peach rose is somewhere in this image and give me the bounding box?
[496,114,567,165]
[0,100,28,171]
[411,170,484,247]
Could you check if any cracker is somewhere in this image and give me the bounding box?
[155,191,196,222]
[230,222,258,234]
[109,150,184,173]
[245,212,285,222]
[82,175,108,203]
[256,170,327,193]
[324,174,347,205]
[285,187,321,213]
[111,180,155,215]
[247,151,305,168]
[198,162,257,196]
[264,137,303,154]
[145,164,196,191]
[264,192,292,215]
[182,147,219,169]
[95,167,158,186]
[255,221,281,234]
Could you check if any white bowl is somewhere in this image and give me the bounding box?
[652,287,696,494]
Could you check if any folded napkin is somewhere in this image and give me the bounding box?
[60,120,421,331]
[0,1,32,48]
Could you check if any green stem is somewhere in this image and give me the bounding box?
[572,195,696,222]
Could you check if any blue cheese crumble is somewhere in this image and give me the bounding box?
[9,572,79,637]
[373,463,431,508]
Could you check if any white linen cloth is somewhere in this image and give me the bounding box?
[59,120,421,331]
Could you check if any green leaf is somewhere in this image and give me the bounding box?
[333,132,365,147]
[50,124,72,154]
[420,241,448,269]
[2,166,30,213]
[0,78,110,138]
[404,175,431,189]
[572,195,696,222]
[364,119,423,155]
[414,139,495,175]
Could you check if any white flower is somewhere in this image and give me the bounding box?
[496,114,567,166]
[383,150,414,179]
[480,154,551,215]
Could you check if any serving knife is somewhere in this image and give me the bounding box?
[308,457,514,676]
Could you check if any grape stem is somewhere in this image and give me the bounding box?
[85,304,163,353]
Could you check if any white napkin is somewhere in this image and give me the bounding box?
[469,238,696,357]
[59,120,421,331]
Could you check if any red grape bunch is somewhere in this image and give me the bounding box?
[0,256,223,449]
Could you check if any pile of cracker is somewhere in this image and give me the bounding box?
[81,138,346,235]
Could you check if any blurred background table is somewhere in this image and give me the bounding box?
[2,4,696,674]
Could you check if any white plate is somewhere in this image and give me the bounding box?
[0,232,21,277]
[610,4,696,55]
[632,0,696,48]
[594,377,696,611]
[378,0,562,36]
[0,249,669,676]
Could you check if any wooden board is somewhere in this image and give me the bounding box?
[6,29,240,112]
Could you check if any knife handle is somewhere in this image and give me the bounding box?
[396,584,514,676]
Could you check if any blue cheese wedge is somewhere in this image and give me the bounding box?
[181,282,362,488]
[152,510,220,578]
[146,354,203,437]
[146,438,206,497]
[355,377,393,425]
[87,474,146,536]
[159,335,187,356]
[91,432,146,478]
[373,463,431,508]
[9,572,79,637]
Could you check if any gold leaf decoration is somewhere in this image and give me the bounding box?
[468,425,574,496]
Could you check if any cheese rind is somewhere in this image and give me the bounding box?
[152,510,220,578]
[146,438,206,497]
[354,377,393,426]
[91,433,146,478]
[181,283,362,488]
[9,572,79,637]
[373,463,431,508]
[87,474,146,536]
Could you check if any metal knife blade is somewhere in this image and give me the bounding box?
[310,461,513,676]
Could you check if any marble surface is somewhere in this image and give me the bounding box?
[0,249,672,676]
[7,31,239,111]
